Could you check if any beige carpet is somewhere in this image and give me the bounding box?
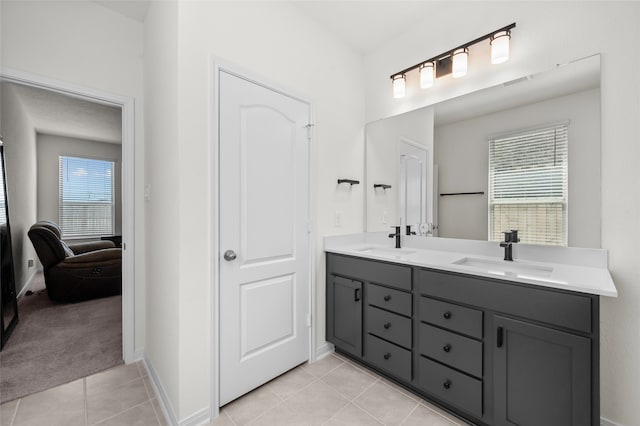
[0,272,123,403]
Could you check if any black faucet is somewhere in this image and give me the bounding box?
[389,226,401,249]
[406,225,416,236]
[500,230,520,261]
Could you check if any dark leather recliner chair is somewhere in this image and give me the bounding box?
[28,221,122,303]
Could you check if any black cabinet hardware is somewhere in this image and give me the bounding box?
[497,326,504,348]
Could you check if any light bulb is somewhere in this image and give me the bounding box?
[452,48,468,78]
[420,63,434,89]
[491,31,510,64]
[392,74,406,98]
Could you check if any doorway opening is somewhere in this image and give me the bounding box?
[0,70,135,402]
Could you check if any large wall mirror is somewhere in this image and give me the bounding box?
[1,141,19,349]
[365,54,601,248]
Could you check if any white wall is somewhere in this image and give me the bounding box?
[143,0,180,420]
[145,1,364,420]
[435,88,601,247]
[0,0,146,354]
[36,134,122,238]
[364,3,640,424]
[366,107,434,232]
[0,83,38,294]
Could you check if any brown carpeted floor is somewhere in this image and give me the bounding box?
[0,272,123,403]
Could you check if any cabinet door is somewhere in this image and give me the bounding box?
[493,315,591,426]
[327,275,362,357]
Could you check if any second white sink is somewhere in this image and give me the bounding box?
[453,257,553,278]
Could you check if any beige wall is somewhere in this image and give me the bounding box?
[0,83,38,294]
[36,134,122,238]
[143,0,180,419]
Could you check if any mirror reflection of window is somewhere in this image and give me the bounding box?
[488,124,568,246]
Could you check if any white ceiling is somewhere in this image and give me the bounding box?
[93,0,150,22]
[3,83,122,144]
[92,1,436,54]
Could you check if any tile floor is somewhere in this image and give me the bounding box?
[0,353,471,426]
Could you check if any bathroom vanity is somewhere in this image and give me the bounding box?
[325,234,616,426]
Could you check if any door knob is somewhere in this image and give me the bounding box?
[223,250,237,261]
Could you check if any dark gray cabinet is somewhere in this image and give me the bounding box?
[326,274,363,357]
[326,253,600,426]
[493,315,591,426]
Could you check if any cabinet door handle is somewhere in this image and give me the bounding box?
[383,322,391,329]
[443,311,452,319]
[497,326,504,348]
[384,295,392,301]
[383,353,391,360]
[354,288,361,302]
[443,344,451,353]
[443,380,452,390]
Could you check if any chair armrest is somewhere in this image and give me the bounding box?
[68,240,116,254]
[62,248,122,265]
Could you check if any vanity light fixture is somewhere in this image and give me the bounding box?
[392,74,406,98]
[390,22,515,97]
[419,62,435,88]
[452,48,469,78]
[490,30,511,64]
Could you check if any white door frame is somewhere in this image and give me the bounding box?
[0,67,136,363]
[211,58,317,419]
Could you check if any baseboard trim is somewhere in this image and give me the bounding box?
[178,407,210,426]
[142,356,179,426]
[142,356,211,426]
[601,417,625,426]
[17,270,39,300]
[315,341,334,360]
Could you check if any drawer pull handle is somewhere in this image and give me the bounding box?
[384,295,392,301]
[443,380,452,390]
[443,311,452,319]
[443,344,451,353]
[354,288,361,302]
[383,322,392,329]
[383,353,391,360]
[497,326,504,348]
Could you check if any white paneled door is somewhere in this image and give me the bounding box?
[219,71,311,406]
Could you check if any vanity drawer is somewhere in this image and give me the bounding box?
[367,283,412,317]
[367,306,412,349]
[419,297,483,339]
[329,254,411,291]
[419,357,482,418]
[419,323,482,378]
[366,334,412,382]
[418,268,592,333]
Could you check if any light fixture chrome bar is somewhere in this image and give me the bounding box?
[390,22,516,80]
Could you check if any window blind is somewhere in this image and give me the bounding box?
[59,156,114,237]
[488,124,568,246]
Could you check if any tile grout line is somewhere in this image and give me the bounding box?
[10,398,20,426]
[398,401,420,426]
[84,378,88,426]
[89,399,155,426]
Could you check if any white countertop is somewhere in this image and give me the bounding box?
[324,233,618,298]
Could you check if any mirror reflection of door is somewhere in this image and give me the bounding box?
[0,142,19,350]
[399,139,428,235]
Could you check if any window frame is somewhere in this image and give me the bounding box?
[58,155,116,239]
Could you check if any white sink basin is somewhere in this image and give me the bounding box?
[452,257,553,278]
[357,247,417,257]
